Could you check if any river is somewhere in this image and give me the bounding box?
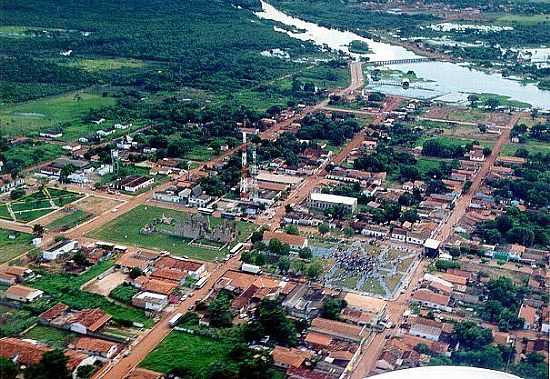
[256,1,550,110]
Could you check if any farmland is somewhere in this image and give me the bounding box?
[88,205,257,262]
[46,209,93,232]
[23,325,77,349]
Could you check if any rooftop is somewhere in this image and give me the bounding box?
[310,192,357,206]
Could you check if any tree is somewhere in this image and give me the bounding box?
[208,292,233,328]
[463,180,472,192]
[268,239,290,256]
[414,343,431,355]
[506,226,534,247]
[278,256,290,273]
[205,362,238,379]
[32,224,45,237]
[0,357,18,379]
[306,260,323,280]
[76,365,96,379]
[452,321,493,350]
[482,147,492,156]
[298,247,312,260]
[59,163,76,183]
[250,230,263,244]
[25,349,69,379]
[166,367,194,379]
[284,224,299,235]
[343,226,354,237]
[257,299,297,346]
[10,187,25,200]
[484,97,500,110]
[72,251,89,267]
[321,297,347,320]
[129,267,143,279]
[318,223,330,235]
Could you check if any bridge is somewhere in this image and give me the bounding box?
[367,57,435,66]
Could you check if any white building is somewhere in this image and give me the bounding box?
[132,291,168,312]
[308,192,358,214]
[42,240,79,261]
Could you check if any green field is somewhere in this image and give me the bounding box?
[0,229,34,264]
[23,325,77,349]
[0,92,117,140]
[63,57,146,72]
[2,142,64,169]
[88,205,257,261]
[32,259,153,327]
[497,13,550,25]
[46,209,92,232]
[501,141,550,156]
[140,331,236,375]
[1,188,83,223]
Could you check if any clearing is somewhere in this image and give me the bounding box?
[0,229,34,264]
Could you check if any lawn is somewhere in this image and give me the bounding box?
[4,187,83,223]
[0,229,34,264]
[501,141,550,156]
[46,209,92,232]
[361,277,386,296]
[0,91,117,140]
[109,283,140,304]
[32,259,153,327]
[88,205,256,262]
[140,331,236,375]
[497,13,550,25]
[23,325,77,349]
[63,57,146,72]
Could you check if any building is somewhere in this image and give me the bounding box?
[153,187,190,204]
[0,337,51,366]
[74,337,119,359]
[42,239,79,261]
[153,256,206,280]
[308,192,358,214]
[132,292,168,312]
[256,172,303,188]
[272,346,312,369]
[282,284,325,320]
[263,231,308,250]
[0,266,34,285]
[310,317,367,343]
[118,175,154,193]
[0,175,23,193]
[133,277,177,295]
[518,303,537,330]
[68,308,111,334]
[409,317,447,341]
[412,289,452,312]
[5,284,44,303]
[361,224,390,239]
[343,292,386,325]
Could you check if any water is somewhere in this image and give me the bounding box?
[256,1,550,109]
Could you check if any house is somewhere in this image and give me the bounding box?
[308,192,357,214]
[153,187,190,204]
[282,284,326,320]
[391,228,407,242]
[68,308,111,334]
[153,256,206,280]
[133,277,177,295]
[117,175,154,193]
[126,368,163,379]
[150,268,186,284]
[132,291,168,312]
[438,272,468,292]
[74,337,119,359]
[412,289,452,312]
[0,175,24,193]
[42,239,79,261]
[0,337,51,366]
[39,129,63,139]
[518,303,538,330]
[263,231,308,250]
[409,317,447,341]
[469,149,485,162]
[39,303,69,323]
[361,224,390,239]
[0,266,34,285]
[309,317,367,343]
[271,346,312,369]
[540,307,549,334]
[497,156,526,167]
[5,284,43,303]
[343,292,386,325]
[116,250,159,273]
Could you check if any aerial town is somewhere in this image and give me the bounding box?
[0,1,548,379]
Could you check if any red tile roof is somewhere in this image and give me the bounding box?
[0,337,51,365]
[310,317,365,341]
[412,289,450,307]
[154,256,204,272]
[74,337,119,354]
[263,231,306,247]
[39,303,68,321]
[272,346,311,368]
[69,308,111,332]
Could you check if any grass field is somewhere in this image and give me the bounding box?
[501,141,550,156]
[140,331,236,375]
[0,91,116,140]
[23,325,77,349]
[3,142,64,169]
[32,259,153,327]
[88,205,257,261]
[0,229,34,264]
[46,209,92,232]
[497,13,550,25]
[64,57,146,72]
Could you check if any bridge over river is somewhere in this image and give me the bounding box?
[367,57,436,66]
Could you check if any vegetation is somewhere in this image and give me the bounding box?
[478,277,528,331]
[109,284,140,304]
[0,228,33,263]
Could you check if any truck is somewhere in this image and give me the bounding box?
[168,313,183,327]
